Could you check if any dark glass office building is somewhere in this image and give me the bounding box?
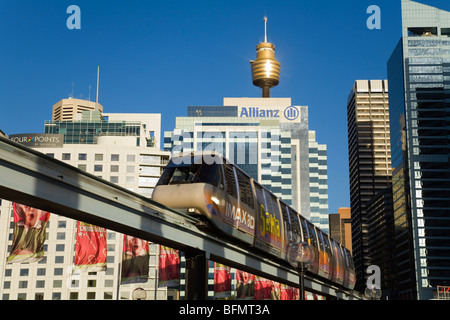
[387,0,450,300]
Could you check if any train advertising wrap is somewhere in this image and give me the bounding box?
[253,183,282,256]
[223,197,255,236]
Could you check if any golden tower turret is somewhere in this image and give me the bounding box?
[250,17,281,98]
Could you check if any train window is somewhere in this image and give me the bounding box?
[300,218,309,243]
[223,164,238,199]
[317,231,326,252]
[344,248,355,269]
[235,170,254,209]
[196,163,221,187]
[331,240,343,266]
[322,234,332,255]
[157,160,222,187]
[169,164,201,184]
[306,223,318,248]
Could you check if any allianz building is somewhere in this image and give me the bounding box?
[164,97,330,232]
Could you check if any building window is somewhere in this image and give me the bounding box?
[78,153,87,161]
[127,154,135,162]
[104,292,113,299]
[78,164,87,171]
[94,165,103,172]
[58,221,66,228]
[57,232,65,240]
[69,292,79,300]
[36,280,45,288]
[20,269,29,276]
[52,292,61,300]
[56,244,65,251]
[17,293,27,300]
[55,256,64,264]
[110,165,119,172]
[110,176,119,184]
[62,153,71,160]
[111,154,119,161]
[35,293,44,300]
[95,154,103,161]
[18,281,28,288]
[87,292,96,300]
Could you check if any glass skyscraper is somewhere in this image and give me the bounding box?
[387,0,450,300]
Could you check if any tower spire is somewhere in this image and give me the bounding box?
[249,16,281,98]
[264,16,268,43]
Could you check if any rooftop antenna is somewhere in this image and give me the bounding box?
[264,16,268,43]
[96,66,99,106]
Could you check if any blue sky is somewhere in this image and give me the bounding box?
[1,0,449,213]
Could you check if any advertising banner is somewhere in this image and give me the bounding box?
[74,221,107,272]
[121,235,149,284]
[236,270,255,300]
[254,276,277,300]
[7,203,50,263]
[9,133,64,148]
[158,245,180,287]
[214,263,232,299]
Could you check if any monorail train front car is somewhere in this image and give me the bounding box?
[152,152,356,290]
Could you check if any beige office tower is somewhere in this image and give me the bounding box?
[346,80,392,291]
[52,98,103,121]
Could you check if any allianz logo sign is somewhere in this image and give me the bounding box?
[239,106,299,121]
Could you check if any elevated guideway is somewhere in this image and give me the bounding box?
[0,136,363,300]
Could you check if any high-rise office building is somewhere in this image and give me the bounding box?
[0,103,172,300]
[52,98,103,121]
[387,0,450,300]
[164,97,329,231]
[329,208,352,254]
[346,79,392,291]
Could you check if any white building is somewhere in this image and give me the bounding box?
[0,107,173,300]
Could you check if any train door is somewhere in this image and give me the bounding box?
[279,202,302,257]
[221,163,256,241]
[299,218,319,275]
[317,231,332,280]
[253,182,282,258]
[342,247,356,290]
[322,235,335,282]
[330,239,344,286]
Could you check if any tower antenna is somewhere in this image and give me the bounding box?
[96,66,99,106]
[264,16,268,43]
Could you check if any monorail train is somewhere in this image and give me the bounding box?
[152,151,356,290]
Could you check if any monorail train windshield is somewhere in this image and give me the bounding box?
[157,158,222,187]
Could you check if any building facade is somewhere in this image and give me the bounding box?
[164,97,329,231]
[387,0,450,300]
[346,79,392,291]
[329,208,352,253]
[0,105,173,300]
[52,98,103,122]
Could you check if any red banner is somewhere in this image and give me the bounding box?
[236,270,255,300]
[254,276,275,300]
[7,203,50,263]
[121,235,149,284]
[214,263,232,299]
[158,245,180,287]
[74,221,107,272]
